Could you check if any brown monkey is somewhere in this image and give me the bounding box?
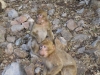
[31,9,54,44]
[39,39,77,75]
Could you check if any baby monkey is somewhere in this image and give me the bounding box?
[31,9,54,43]
[39,39,77,75]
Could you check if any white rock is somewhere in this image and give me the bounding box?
[77,8,84,14]
[53,18,60,25]
[48,9,55,16]
[2,62,27,75]
[11,25,24,32]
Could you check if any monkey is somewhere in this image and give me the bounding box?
[31,9,54,44]
[39,39,77,75]
[0,0,6,13]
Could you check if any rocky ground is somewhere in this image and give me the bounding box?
[0,0,100,75]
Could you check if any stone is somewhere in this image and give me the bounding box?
[7,36,15,43]
[61,28,72,41]
[48,9,55,16]
[22,22,29,29]
[2,62,27,75]
[11,25,24,32]
[10,20,20,26]
[53,18,60,25]
[21,44,29,51]
[7,9,18,19]
[5,43,13,55]
[71,34,89,42]
[0,26,6,42]
[77,47,85,53]
[25,63,35,75]
[76,8,84,14]
[15,38,22,46]
[16,15,28,23]
[66,19,77,30]
[14,48,28,58]
[61,13,67,17]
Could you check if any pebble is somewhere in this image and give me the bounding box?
[10,20,20,26]
[77,47,85,53]
[66,19,77,30]
[14,48,28,58]
[16,15,28,23]
[76,8,84,14]
[61,13,67,17]
[0,26,6,42]
[2,62,27,75]
[22,22,29,29]
[7,36,15,43]
[15,38,22,46]
[7,9,18,19]
[5,43,13,55]
[61,28,72,41]
[21,44,29,51]
[48,9,55,16]
[11,25,24,32]
[53,18,60,25]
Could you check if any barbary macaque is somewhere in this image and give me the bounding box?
[39,39,77,75]
[31,9,54,44]
[0,0,6,12]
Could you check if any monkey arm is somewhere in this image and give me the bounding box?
[47,29,54,40]
[47,59,63,75]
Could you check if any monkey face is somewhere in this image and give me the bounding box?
[36,14,45,24]
[39,45,48,57]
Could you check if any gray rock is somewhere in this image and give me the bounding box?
[71,34,89,42]
[48,9,55,16]
[56,28,62,33]
[77,47,85,53]
[15,38,22,46]
[7,9,18,19]
[0,26,6,42]
[76,8,84,14]
[61,28,72,41]
[11,25,24,32]
[2,62,27,75]
[7,36,15,43]
[35,67,41,74]
[21,44,29,51]
[61,13,67,17]
[31,7,37,12]
[92,18,100,26]
[84,0,90,5]
[53,18,60,25]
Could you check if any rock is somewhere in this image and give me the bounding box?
[77,47,85,53]
[78,1,85,6]
[7,9,18,19]
[71,34,89,42]
[0,26,6,42]
[61,28,72,41]
[94,50,100,64]
[15,38,22,46]
[10,20,20,26]
[25,63,34,75]
[2,62,27,75]
[22,22,29,29]
[16,15,28,23]
[7,36,15,43]
[5,43,13,55]
[0,0,7,12]
[75,27,83,32]
[31,7,37,12]
[59,37,67,45]
[53,18,60,25]
[92,18,100,26]
[76,8,84,14]
[84,0,90,5]
[14,48,28,58]
[56,28,62,33]
[35,67,41,74]
[11,25,24,32]
[48,9,55,16]
[66,19,77,30]
[21,44,29,51]
[61,12,67,17]
[96,8,100,17]
[76,61,87,75]
[77,20,86,27]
